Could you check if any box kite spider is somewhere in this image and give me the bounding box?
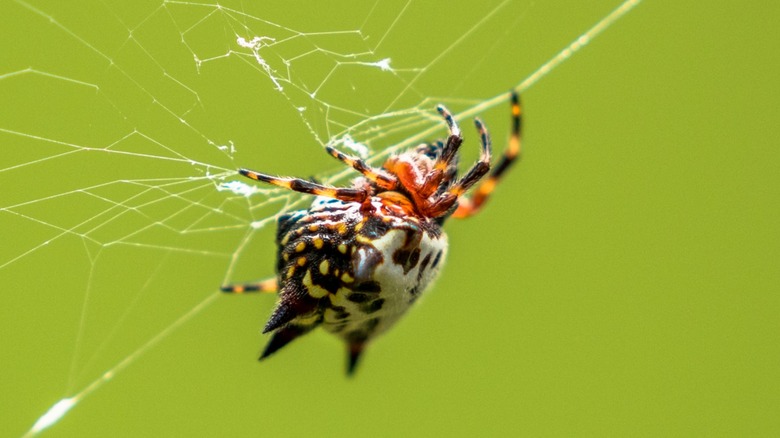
[222,92,522,375]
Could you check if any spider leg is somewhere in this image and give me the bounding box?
[221,277,278,294]
[411,105,464,199]
[425,118,492,217]
[434,104,463,171]
[449,117,492,197]
[453,92,522,218]
[324,145,398,189]
[239,168,368,203]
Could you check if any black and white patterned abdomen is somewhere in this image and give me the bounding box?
[270,196,447,348]
[323,222,448,342]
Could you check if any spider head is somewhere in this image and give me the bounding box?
[378,139,463,219]
[375,107,492,220]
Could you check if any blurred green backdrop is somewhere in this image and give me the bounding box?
[1,0,778,436]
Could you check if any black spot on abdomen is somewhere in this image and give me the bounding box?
[417,253,432,281]
[431,250,443,269]
[362,298,385,314]
[354,280,381,293]
[393,247,421,274]
[347,293,369,303]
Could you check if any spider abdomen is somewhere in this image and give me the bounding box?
[323,223,448,339]
[266,196,448,372]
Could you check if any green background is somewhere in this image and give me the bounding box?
[2,0,778,436]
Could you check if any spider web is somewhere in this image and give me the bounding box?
[0,0,641,436]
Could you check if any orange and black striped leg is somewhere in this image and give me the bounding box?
[239,168,368,203]
[413,104,464,199]
[434,104,463,171]
[426,118,492,217]
[324,145,398,190]
[448,118,492,197]
[453,92,522,219]
[221,277,278,294]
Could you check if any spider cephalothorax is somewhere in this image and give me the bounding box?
[222,93,522,375]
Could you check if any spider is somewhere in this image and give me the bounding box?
[222,92,522,375]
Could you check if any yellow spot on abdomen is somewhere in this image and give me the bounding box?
[356,235,372,244]
[319,260,330,275]
[313,237,324,249]
[297,311,323,324]
[297,257,307,266]
[309,287,329,299]
[329,289,350,306]
[303,270,329,298]
[338,244,348,254]
[341,272,354,283]
[295,241,306,252]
